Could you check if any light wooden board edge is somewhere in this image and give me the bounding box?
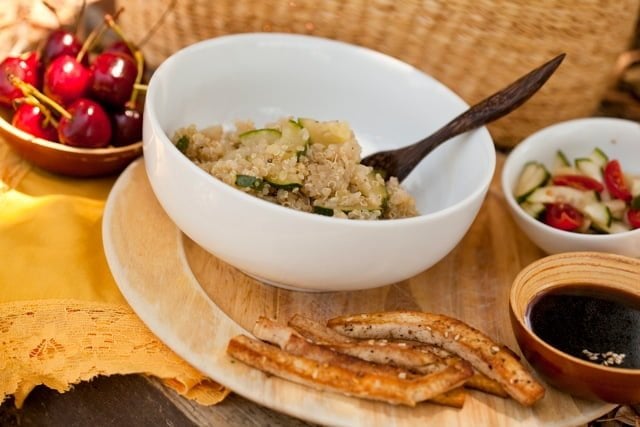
[102,158,615,427]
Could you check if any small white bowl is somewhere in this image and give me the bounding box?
[143,33,495,292]
[502,117,640,257]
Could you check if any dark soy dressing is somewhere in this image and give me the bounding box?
[526,285,640,369]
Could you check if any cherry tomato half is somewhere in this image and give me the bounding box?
[552,174,604,192]
[628,209,640,229]
[544,203,584,231]
[603,160,631,201]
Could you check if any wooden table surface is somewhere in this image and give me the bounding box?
[0,375,315,427]
[1,1,638,426]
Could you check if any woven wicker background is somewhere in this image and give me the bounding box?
[116,0,640,147]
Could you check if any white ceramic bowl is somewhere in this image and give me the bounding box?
[143,33,495,292]
[502,117,640,257]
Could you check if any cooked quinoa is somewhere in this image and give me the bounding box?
[172,117,418,220]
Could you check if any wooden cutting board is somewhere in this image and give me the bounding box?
[102,155,614,427]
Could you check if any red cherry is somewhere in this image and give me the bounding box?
[58,99,112,148]
[12,104,58,142]
[110,107,142,146]
[90,52,137,107]
[0,52,41,106]
[41,29,83,66]
[44,55,92,105]
[104,41,135,58]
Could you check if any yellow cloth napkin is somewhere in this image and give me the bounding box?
[0,142,228,407]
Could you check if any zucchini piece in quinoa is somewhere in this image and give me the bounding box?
[299,118,351,145]
[361,170,389,209]
[238,128,282,145]
[235,174,264,190]
[313,171,389,216]
[264,167,303,190]
[175,135,189,153]
[312,206,334,216]
[280,119,309,158]
[264,179,303,191]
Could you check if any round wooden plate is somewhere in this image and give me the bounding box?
[102,158,614,426]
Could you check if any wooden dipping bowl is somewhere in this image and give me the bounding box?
[510,251,640,404]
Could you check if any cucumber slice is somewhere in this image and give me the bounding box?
[576,217,592,233]
[630,178,640,209]
[583,202,612,231]
[527,186,597,208]
[588,147,609,167]
[631,177,640,197]
[515,162,550,203]
[603,199,626,219]
[519,201,545,219]
[553,166,580,176]
[608,220,631,234]
[552,150,570,173]
[239,128,282,145]
[599,189,612,202]
[299,118,351,145]
[575,158,603,181]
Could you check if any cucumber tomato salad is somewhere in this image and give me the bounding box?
[514,147,640,233]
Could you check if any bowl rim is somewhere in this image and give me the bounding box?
[0,107,142,155]
[501,117,640,239]
[144,32,496,228]
[510,251,640,375]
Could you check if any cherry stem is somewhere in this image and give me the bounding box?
[24,96,60,128]
[127,51,145,107]
[76,7,124,63]
[105,15,147,108]
[8,75,71,120]
[105,14,137,58]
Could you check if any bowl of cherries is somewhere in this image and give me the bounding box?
[0,10,144,177]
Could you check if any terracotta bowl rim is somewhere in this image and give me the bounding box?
[510,251,640,375]
[0,109,142,155]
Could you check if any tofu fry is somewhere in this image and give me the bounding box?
[245,317,473,406]
[289,314,442,367]
[289,315,507,398]
[327,311,545,406]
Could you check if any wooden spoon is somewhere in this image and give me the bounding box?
[361,53,566,181]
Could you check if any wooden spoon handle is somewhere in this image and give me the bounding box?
[364,53,565,181]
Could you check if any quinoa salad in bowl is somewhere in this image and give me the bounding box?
[142,33,496,290]
[172,117,417,220]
